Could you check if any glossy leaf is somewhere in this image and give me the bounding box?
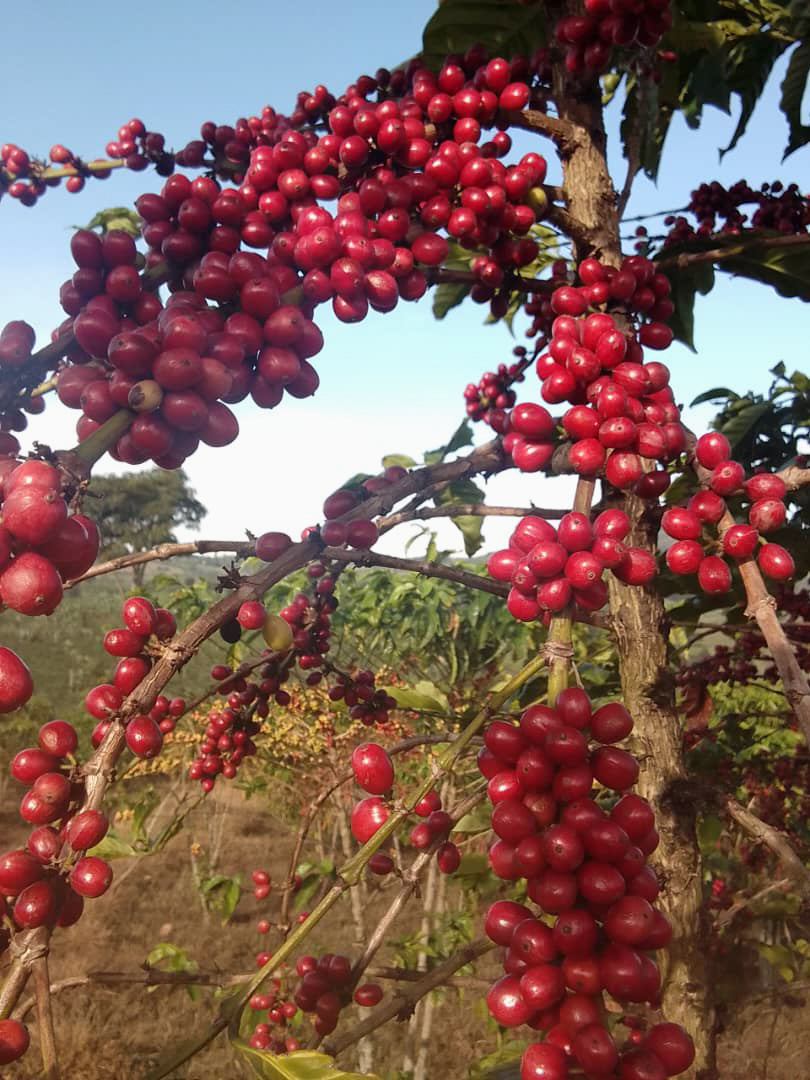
[233,1044,380,1080]
[781,40,810,157]
[422,0,546,71]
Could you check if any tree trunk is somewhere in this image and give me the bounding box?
[552,58,716,1077]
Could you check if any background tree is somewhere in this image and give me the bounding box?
[88,470,206,583]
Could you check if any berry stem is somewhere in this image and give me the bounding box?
[322,937,494,1057]
[72,408,134,466]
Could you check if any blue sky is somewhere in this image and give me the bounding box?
[1,1,807,554]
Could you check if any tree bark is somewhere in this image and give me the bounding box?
[552,57,715,1077]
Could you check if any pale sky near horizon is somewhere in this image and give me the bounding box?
[1,1,807,557]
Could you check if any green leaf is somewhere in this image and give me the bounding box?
[468,1037,528,1079]
[717,399,773,450]
[621,73,668,181]
[424,420,473,466]
[433,280,470,320]
[145,942,197,976]
[780,40,810,157]
[720,240,810,301]
[292,863,334,913]
[690,387,737,407]
[659,258,715,350]
[697,814,725,850]
[452,514,485,557]
[198,873,241,924]
[80,206,142,236]
[386,682,449,713]
[436,476,485,506]
[88,832,137,860]
[233,1044,380,1080]
[382,453,417,469]
[421,0,547,72]
[722,33,788,155]
[340,473,374,492]
[445,419,475,456]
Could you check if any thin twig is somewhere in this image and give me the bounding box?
[377,503,566,530]
[716,877,791,928]
[656,232,810,271]
[347,786,486,994]
[64,540,253,588]
[725,799,810,899]
[323,937,495,1058]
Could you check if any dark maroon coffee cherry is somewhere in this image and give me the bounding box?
[591,746,639,790]
[125,715,163,759]
[611,794,656,843]
[590,701,633,744]
[643,1022,695,1075]
[519,963,565,1010]
[0,849,44,894]
[572,1023,619,1076]
[604,895,656,945]
[486,974,534,1027]
[13,878,57,928]
[484,899,533,946]
[542,824,584,872]
[66,809,109,851]
[528,869,578,913]
[552,908,598,957]
[69,856,113,898]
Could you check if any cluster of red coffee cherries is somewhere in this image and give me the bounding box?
[243,905,302,1054]
[54,225,260,467]
[488,509,655,623]
[0,140,124,205]
[662,432,794,593]
[0,718,119,1060]
[664,179,810,243]
[3,48,568,449]
[327,671,398,727]
[478,687,694,1078]
[350,744,463,876]
[554,0,673,76]
[464,354,530,427]
[188,666,276,791]
[291,951,383,1041]
[0,458,99,609]
[82,596,181,747]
